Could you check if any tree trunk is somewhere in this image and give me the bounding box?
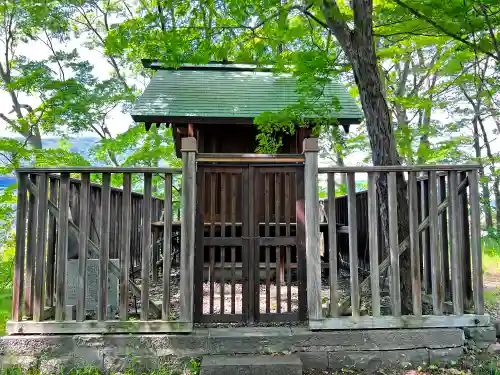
[478,117,500,231]
[321,1,412,312]
[472,116,493,228]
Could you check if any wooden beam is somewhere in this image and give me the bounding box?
[162,173,173,320]
[120,173,132,321]
[99,173,111,321]
[6,321,193,335]
[141,173,153,321]
[408,172,422,316]
[347,172,360,318]
[468,170,484,314]
[327,173,339,318]
[77,173,90,322]
[449,171,464,315]
[180,137,197,323]
[304,138,322,322]
[388,172,401,317]
[429,171,444,315]
[11,173,28,322]
[55,173,70,322]
[309,314,490,330]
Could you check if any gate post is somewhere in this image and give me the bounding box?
[180,137,197,325]
[303,138,322,323]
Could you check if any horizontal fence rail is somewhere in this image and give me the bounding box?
[9,141,195,335]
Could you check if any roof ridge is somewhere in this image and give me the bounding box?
[142,59,275,72]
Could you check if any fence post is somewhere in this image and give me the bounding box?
[303,137,322,323]
[179,137,197,326]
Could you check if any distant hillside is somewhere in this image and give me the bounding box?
[0,137,99,191]
[41,136,99,156]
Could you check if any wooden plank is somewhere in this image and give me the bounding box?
[468,169,484,315]
[275,173,281,313]
[265,173,271,314]
[162,173,173,320]
[230,173,237,315]
[258,237,296,246]
[367,172,380,317]
[460,172,473,309]
[242,168,251,322]
[18,166,182,173]
[408,172,422,316]
[421,178,431,293]
[388,172,401,317]
[152,226,159,282]
[249,167,259,322]
[296,167,307,321]
[439,175,451,300]
[179,139,196,323]
[429,171,443,315]
[317,165,482,173]
[328,173,339,317]
[193,168,206,323]
[448,171,464,315]
[304,139,321,322]
[120,173,132,321]
[6,321,193,335]
[33,173,48,322]
[347,173,360,318]
[25,174,37,318]
[11,173,28,322]
[55,173,70,322]
[285,172,292,313]
[98,173,111,321]
[77,173,90,322]
[220,173,227,314]
[308,314,490,330]
[141,173,152,320]
[46,178,58,307]
[209,172,215,315]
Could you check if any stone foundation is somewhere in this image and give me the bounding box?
[0,327,490,373]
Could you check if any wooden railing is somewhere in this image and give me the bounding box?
[8,138,196,334]
[304,138,489,329]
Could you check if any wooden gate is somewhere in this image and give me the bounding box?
[194,158,307,324]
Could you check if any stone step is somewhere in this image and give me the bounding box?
[200,354,303,375]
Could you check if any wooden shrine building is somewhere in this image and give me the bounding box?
[6,59,489,350]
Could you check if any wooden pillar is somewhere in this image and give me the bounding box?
[303,138,321,323]
[179,137,197,325]
[469,169,484,314]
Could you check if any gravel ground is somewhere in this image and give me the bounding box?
[125,265,500,325]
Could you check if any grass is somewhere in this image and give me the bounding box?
[0,360,201,375]
[0,290,11,335]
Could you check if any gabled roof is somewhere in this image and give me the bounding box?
[131,63,363,125]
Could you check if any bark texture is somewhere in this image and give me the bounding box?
[321,0,412,313]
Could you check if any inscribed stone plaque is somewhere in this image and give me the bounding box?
[66,259,119,316]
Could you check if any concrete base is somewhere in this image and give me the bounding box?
[0,327,476,373]
[201,355,302,375]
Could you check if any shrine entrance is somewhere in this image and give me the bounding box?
[193,156,307,324]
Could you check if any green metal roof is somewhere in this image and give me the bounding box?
[131,65,363,124]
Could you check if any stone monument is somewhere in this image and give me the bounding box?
[65,259,120,317]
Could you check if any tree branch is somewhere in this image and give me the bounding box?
[479,3,500,61]
[392,0,500,61]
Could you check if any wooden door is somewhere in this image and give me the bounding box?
[194,163,306,324]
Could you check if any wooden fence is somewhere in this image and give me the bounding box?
[7,136,490,334]
[8,139,196,334]
[304,138,489,329]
